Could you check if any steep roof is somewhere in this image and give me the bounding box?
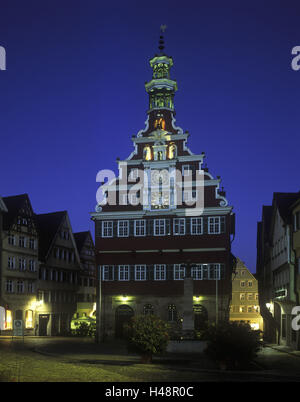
[2,194,34,230]
[74,231,90,253]
[35,211,67,261]
[273,192,300,224]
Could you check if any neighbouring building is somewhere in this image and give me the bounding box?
[0,194,96,336]
[257,191,300,348]
[35,211,82,335]
[0,194,39,334]
[72,231,96,329]
[91,34,236,339]
[230,258,263,331]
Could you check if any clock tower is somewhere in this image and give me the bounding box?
[91,32,236,340]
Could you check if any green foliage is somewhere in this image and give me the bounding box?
[72,322,90,337]
[204,321,262,369]
[126,315,170,357]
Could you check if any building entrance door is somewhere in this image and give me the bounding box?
[194,304,208,331]
[39,314,49,336]
[115,305,134,338]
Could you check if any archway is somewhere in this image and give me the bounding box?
[115,305,134,339]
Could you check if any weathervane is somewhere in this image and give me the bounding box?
[158,25,167,52]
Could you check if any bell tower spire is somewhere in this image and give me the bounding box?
[144,26,178,134]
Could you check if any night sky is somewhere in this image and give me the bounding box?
[1,1,300,272]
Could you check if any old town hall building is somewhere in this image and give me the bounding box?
[91,35,236,339]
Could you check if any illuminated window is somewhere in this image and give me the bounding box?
[240,281,245,287]
[168,144,177,159]
[240,293,245,300]
[143,146,152,161]
[5,310,12,330]
[154,118,166,130]
[248,281,253,287]
[25,310,33,328]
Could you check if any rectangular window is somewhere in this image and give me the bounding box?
[154,264,166,280]
[191,264,202,280]
[240,293,245,300]
[154,219,166,236]
[8,234,15,246]
[19,236,26,247]
[102,221,113,238]
[17,280,24,293]
[248,293,253,300]
[118,220,129,237]
[28,260,36,272]
[7,256,16,269]
[19,258,26,271]
[208,217,221,234]
[174,264,185,280]
[135,265,147,281]
[173,218,185,235]
[29,238,35,249]
[248,281,253,287]
[6,280,13,293]
[182,165,191,176]
[25,310,33,328]
[240,281,245,287]
[28,282,35,293]
[134,220,146,237]
[102,265,114,281]
[119,265,130,281]
[190,217,203,235]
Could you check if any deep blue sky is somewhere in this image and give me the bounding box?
[1,0,300,272]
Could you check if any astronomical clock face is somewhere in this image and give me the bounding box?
[150,169,169,185]
[150,169,170,209]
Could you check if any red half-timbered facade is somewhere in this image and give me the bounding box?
[91,35,235,339]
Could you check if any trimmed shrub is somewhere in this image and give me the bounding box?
[125,315,170,362]
[204,321,262,369]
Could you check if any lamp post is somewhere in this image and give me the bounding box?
[96,265,102,343]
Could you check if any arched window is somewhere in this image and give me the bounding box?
[143,304,154,315]
[168,304,177,322]
[143,146,152,161]
[168,144,177,159]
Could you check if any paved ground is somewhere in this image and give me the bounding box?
[1,336,300,382]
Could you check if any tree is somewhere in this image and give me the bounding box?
[125,315,170,363]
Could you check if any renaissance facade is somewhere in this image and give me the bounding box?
[91,35,236,339]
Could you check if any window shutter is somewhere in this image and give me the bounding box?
[203,217,208,234]
[186,218,191,234]
[130,220,135,237]
[166,264,173,280]
[221,216,226,233]
[148,265,154,280]
[113,221,118,236]
[114,266,119,281]
[147,219,153,236]
[130,265,135,280]
[166,219,171,235]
